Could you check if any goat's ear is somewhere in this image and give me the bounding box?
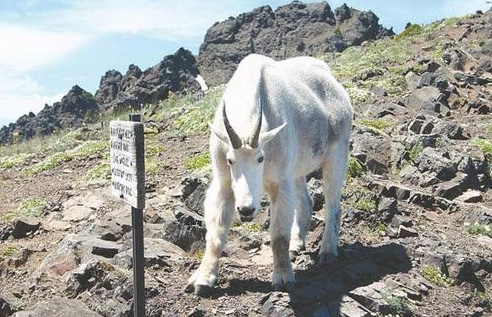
[259,122,286,145]
[209,123,230,145]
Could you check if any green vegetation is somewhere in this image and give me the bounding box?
[346,155,363,179]
[359,119,392,134]
[472,138,492,157]
[421,265,454,287]
[23,139,108,175]
[145,142,166,175]
[382,293,412,317]
[0,153,35,169]
[343,179,377,212]
[467,222,492,237]
[3,198,46,220]
[184,151,211,170]
[395,24,423,41]
[242,222,260,233]
[161,87,224,136]
[84,160,111,181]
[0,245,18,262]
[409,143,424,161]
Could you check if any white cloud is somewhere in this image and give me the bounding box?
[0,23,91,73]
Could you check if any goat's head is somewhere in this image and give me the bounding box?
[210,99,286,222]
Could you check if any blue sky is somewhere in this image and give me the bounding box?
[1,0,491,127]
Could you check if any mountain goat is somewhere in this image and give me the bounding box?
[185,54,353,296]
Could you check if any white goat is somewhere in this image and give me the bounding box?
[185,54,353,296]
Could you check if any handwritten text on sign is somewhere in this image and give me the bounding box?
[110,121,145,209]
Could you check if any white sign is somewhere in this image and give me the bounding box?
[110,121,145,209]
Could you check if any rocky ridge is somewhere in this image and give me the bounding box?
[0,48,200,145]
[197,1,394,86]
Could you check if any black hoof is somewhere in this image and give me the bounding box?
[272,281,297,292]
[194,284,213,297]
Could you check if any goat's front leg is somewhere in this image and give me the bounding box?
[185,178,234,296]
[267,180,296,291]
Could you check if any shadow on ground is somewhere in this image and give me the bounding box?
[212,242,412,316]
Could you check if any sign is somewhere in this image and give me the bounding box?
[110,120,145,209]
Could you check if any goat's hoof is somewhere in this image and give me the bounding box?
[272,281,297,292]
[194,284,213,297]
[317,252,337,266]
[285,281,297,292]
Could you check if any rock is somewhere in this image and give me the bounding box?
[89,239,123,258]
[44,220,72,232]
[96,48,200,112]
[162,220,206,252]
[456,190,483,203]
[414,147,457,182]
[198,2,393,86]
[0,294,14,317]
[405,86,450,116]
[348,282,389,313]
[13,298,103,317]
[331,295,372,317]
[11,217,40,239]
[377,197,398,222]
[64,261,108,298]
[0,86,99,145]
[7,248,32,268]
[260,292,295,317]
[397,225,419,238]
[351,125,392,175]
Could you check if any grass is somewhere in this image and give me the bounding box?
[0,153,35,169]
[343,179,377,212]
[346,155,363,179]
[23,139,108,175]
[421,265,454,287]
[472,138,492,157]
[161,87,224,136]
[0,245,18,262]
[3,198,46,221]
[409,143,424,162]
[382,293,413,317]
[359,119,392,134]
[184,151,211,170]
[467,222,492,237]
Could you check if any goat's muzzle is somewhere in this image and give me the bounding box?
[237,206,255,222]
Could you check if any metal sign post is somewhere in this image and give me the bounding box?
[110,114,145,317]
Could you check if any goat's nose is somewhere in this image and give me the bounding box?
[237,206,255,217]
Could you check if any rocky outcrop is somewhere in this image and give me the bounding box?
[94,47,200,112]
[198,1,394,86]
[0,85,99,144]
[0,48,201,145]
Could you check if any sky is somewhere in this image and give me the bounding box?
[1,0,491,128]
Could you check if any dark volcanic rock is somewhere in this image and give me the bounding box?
[0,85,99,144]
[95,47,200,111]
[198,1,394,86]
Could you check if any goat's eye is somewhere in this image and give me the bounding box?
[257,157,264,163]
[227,159,234,165]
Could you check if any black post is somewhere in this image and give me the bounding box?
[129,113,145,317]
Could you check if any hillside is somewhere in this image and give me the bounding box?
[1,3,492,317]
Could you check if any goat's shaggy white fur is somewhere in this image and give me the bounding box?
[185,54,353,295]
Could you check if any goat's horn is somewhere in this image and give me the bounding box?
[222,102,242,149]
[248,97,263,148]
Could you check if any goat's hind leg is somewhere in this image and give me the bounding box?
[289,177,313,258]
[319,142,349,264]
[185,178,234,296]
